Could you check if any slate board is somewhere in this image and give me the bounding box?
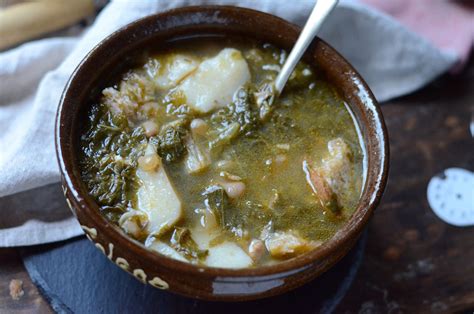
[21,231,367,314]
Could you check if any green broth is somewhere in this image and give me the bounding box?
[80,37,364,267]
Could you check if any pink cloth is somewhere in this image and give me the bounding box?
[361,0,474,68]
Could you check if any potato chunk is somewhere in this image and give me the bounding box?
[148,240,188,262]
[190,227,253,268]
[177,48,251,113]
[265,231,319,259]
[136,144,183,236]
[206,242,253,269]
[148,54,199,90]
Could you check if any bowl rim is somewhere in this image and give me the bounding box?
[56,5,389,278]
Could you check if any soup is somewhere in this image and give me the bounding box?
[80,37,365,268]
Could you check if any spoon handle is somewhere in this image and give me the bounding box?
[274,0,339,94]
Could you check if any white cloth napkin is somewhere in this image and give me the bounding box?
[0,0,457,247]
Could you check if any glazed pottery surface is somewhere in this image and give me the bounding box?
[55,6,389,301]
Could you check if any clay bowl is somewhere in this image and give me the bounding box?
[55,6,389,301]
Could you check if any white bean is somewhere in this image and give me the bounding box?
[274,154,288,166]
[121,218,141,238]
[276,143,290,150]
[138,153,160,171]
[216,159,234,170]
[141,120,159,137]
[219,171,242,181]
[190,118,208,136]
[222,181,246,199]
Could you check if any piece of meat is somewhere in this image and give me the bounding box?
[248,239,266,262]
[303,138,353,213]
[303,161,340,213]
[265,231,320,259]
[320,138,353,195]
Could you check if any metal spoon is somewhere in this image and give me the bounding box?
[275,0,339,94]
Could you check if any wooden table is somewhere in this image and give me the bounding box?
[337,58,474,313]
[1,58,472,314]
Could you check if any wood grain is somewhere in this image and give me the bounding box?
[336,59,474,313]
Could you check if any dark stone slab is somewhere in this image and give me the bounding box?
[21,231,366,314]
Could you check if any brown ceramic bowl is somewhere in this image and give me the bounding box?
[55,6,389,301]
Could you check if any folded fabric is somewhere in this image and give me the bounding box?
[361,0,473,69]
[0,0,462,246]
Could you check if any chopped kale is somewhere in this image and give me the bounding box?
[208,86,261,148]
[170,227,208,261]
[202,185,228,227]
[254,82,276,121]
[225,200,271,239]
[80,105,147,211]
[208,122,240,148]
[151,120,188,163]
[202,184,271,239]
[232,87,260,134]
